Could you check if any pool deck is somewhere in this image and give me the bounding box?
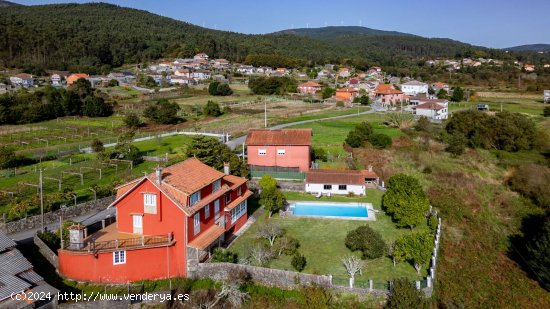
[286,200,376,221]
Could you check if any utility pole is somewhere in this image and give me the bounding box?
[39,169,44,233]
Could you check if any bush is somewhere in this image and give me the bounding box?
[386,278,429,309]
[445,133,467,156]
[0,146,17,168]
[204,100,222,117]
[336,101,344,107]
[525,215,550,288]
[369,133,392,149]
[311,147,328,162]
[90,139,104,153]
[507,164,550,208]
[544,106,550,117]
[108,79,119,87]
[211,248,238,263]
[428,215,438,232]
[414,116,431,132]
[208,81,233,96]
[345,225,386,259]
[143,99,180,124]
[345,130,364,148]
[37,230,60,250]
[291,253,307,272]
[124,113,142,128]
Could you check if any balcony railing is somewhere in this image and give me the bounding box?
[63,233,173,253]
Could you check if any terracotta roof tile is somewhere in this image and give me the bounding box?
[223,175,247,190]
[150,158,224,195]
[187,225,225,250]
[336,87,358,93]
[246,129,312,146]
[225,190,253,211]
[299,81,321,88]
[414,102,445,110]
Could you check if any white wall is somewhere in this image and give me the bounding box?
[305,183,365,196]
[415,107,448,120]
[402,84,428,96]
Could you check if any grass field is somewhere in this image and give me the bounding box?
[230,190,428,288]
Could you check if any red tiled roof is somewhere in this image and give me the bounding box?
[225,190,253,211]
[223,175,247,190]
[336,87,358,93]
[306,169,378,185]
[187,225,225,250]
[14,73,33,79]
[246,129,312,146]
[376,84,403,95]
[149,158,224,195]
[414,102,445,110]
[298,81,321,88]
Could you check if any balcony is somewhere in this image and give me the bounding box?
[62,224,174,253]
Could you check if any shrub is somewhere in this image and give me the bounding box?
[369,133,392,149]
[428,215,439,232]
[124,113,142,129]
[525,215,550,288]
[336,101,344,107]
[211,248,238,263]
[345,130,365,148]
[203,100,222,117]
[445,133,467,156]
[386,278,429,309]
[382,174,430,229]
[90,139,104,153]
[507,164,550,208]
[544,106,550,117]
[0,146,17,168]
[37,230,60,250]
[291,253,307,272]
[311,147,327,162]
[208,82,233,96]
[143,99,180,124]
[345,225,386,259]
[414,116,431,132]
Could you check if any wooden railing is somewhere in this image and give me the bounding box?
[63,233,173,253]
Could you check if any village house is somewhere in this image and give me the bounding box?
[338,68,350,78]
[58,158,252,283]
[194,53,209,61]
[51,74,63,86]
[412,100,449,120]
[236,65,255,75]
[9,73,34,88]
[174,69,192,78]
[212,59,230,68]
[544,90,550,103]
[67,73,90,86]
[305,168,379,196]
[298,81,322,94]
[0,232,59,308]
[335,87,359,102]
[375,84,404,107]
[192,70,211,81]
[524,64,536,72]
[431,82,450,94]
[246,129,312,174]
[401,80,429,96]
[107,72,136,84]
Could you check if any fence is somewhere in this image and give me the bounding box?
[249,165,305,180]
[64,233,173,253]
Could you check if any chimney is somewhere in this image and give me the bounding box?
[368,165,373,172]
[223,162,230,175]
[156,167,162,184]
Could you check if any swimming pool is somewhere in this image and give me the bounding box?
[289,202,373,220]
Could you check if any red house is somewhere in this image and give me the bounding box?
[297,81,322,94]
[58,158,252,283]
[246,129,312,173]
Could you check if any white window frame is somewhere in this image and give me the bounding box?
[143,193,157,214]
[323,184,332,190]
[113,251,126,265]
[237,186,242,196]
[258,149,267,156]
[214,199,220,215]
[190,191,201,206]
[338,185,347,191]
[230,200,247,224]
[205,204,210,219]
[277,149,286,156]
[193,213,200,235]
[212,179,221,192]
[132,215,143,235]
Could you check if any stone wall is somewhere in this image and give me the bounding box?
[197,262,331,289]
[33,234,59,269]
[0,196,115,235]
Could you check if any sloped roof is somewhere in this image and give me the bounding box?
[376,84,403,95]
[414,102,445,110]
[299,81,321,88]
[246,129,312,146]
[0,233,16,252]
[336,87,358,93]
[306,169,378,185]
[150,158,224,195]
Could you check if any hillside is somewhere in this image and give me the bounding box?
[0,2,506,72]
[506,44,550,52]
[274,26,416,40]
[0,0,20,7]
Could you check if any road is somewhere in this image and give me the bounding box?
[226,105,385,149]
[8,208,116,243]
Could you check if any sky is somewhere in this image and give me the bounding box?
[13,0,550,48]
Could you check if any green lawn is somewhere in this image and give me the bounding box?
[449,100,545,116]
[230,191,427,288]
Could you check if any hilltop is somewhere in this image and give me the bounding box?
[274,25,416,40]
[506,44,550,53]
[0,0,21,7]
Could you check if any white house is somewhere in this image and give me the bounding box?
[192,70,211,81]
[10,73,34,87]
[401,80,429,96]
[412,100,449,120]
[544,90,550,103]
[51,74,63,86]
[305,169,379,196]
[194,53,209,60]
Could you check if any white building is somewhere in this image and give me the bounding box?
[412,100,449,120]
[51,74,63,86]
[10,73,34,88]
[401,80,429,96]
[544,90,550,103]
[305,169,379,196]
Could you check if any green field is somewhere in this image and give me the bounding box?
[230,190,428,288]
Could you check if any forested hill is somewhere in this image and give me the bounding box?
[0,2,507,73]
[274,26,416,40]
[506,44,550,52]
[0,1,21,7]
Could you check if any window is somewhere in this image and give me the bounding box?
[143,193,157,214]
[323,184,332,190]
[205,204,210,219]
[237,186,242,196]
[225,193,231,204]
[113,251,126,265]
[190,191,201,206]
[338,185,347,191]
[132,215,143,234]
[258,149,267,156]
[214,199,220,215]
[231,200,247,223]
[277,149,286,156]
[193,213,200,235]
[212,179,221,192]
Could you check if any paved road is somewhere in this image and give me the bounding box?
[8,208,115,243]
[226,105,385,149]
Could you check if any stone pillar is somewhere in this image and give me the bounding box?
[430,268,435,279]
[432,256,436,267]
[416,281,421,290]
[369,279,373,291]
[328,274,332,286]
[427,276,432,288]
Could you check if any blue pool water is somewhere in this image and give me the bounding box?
[291,202,368,218]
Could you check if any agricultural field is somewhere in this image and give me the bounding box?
[449,91,547,117]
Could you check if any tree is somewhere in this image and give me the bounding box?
[385,278,429,309]
[90,139,104,153]
[71,78,93,99]
[276,235,300,256]
[0,146,16,168]
[345,225,386,259]
[211,248,238,263]
[256,221,283,247]
[185,135,248,176]
[445,133,467,156]
[415,116,431,132]
[258,174,277,190]
[359,95,370,105]
[143,99,180,124]
[369,133,392,149]
[451,86,464,102]
[345,130,365,148]
[525,215,550,287]
[382,174,430,229]
[110,132,142,164]
[249,244,273,266]
[215,83,233,96]
[544,106,550,117]
[341,254,364,286]
[107,79,119,87]
[322,87,335,99]
[204,100,222,117]
[291,253,307,272]
[436,89,448,99]
[123,113,142,129]
[208,81,220,95]
[82,96,113,117]
[394,232,434,274]
[311,147,328,162]
[260,186,287,217]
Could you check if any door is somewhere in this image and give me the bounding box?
[133,215,143,234]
